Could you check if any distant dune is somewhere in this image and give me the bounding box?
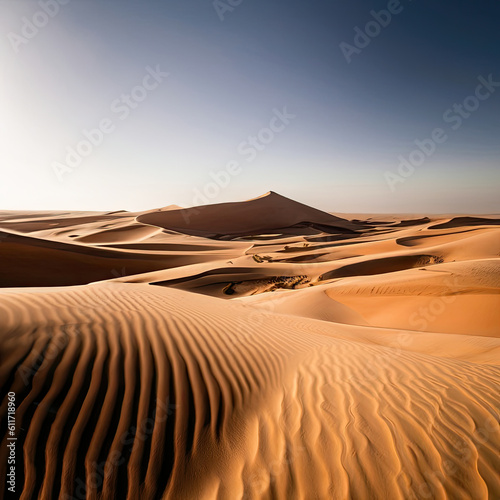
[1,193,499,499]
[136,191,362,238]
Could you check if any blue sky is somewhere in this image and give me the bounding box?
[1,0,499,213]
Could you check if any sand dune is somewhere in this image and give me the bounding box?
[429,216,500,230]
[136,191,361,239]
[0,193,499,499]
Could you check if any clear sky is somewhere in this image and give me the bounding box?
[1,0,499,213]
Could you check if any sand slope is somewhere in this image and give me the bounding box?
[1,283,499,500]
[0,193,499,499]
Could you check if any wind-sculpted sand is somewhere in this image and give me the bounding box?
[0,192,499,499]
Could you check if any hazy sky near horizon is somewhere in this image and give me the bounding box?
[1,0,499,213]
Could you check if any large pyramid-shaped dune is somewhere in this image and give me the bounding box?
[137,191,360,238]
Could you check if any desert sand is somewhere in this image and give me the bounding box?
[0,192,499,499]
